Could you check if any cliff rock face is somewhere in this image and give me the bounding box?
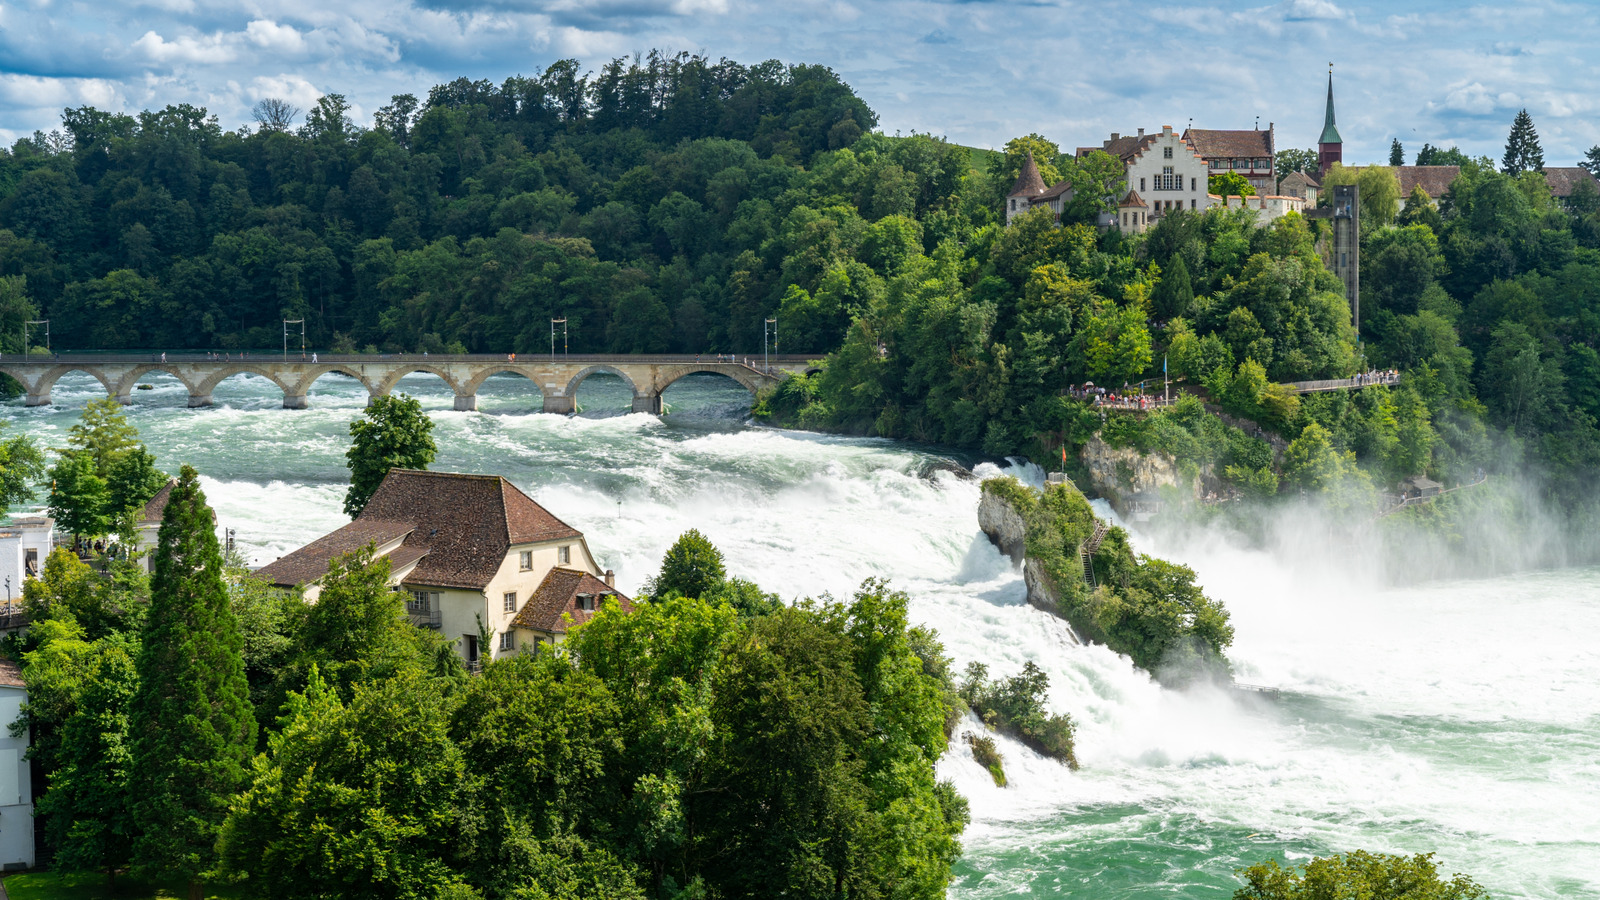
[977,488,1077,641]
[977,489,1027,565]
[1079,435,1191,505]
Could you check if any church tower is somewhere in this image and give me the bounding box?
[1318,66,1343,177]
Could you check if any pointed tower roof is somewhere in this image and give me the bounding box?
[1319,71,1342,145]
[1008,152,1047,198]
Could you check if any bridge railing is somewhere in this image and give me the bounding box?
[0,352,824,366]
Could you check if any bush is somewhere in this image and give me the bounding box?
[963,731,1007,786]
[958,661,1078,770]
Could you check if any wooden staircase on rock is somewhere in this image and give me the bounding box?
[1081,519,1109,587]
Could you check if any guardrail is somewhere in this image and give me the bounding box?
[0,351,825,365]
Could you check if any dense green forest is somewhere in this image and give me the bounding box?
[4,50,1599,500]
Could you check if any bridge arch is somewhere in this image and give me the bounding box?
[461,366,543,396]
[25,365,114,405]
[655,365,767,397]
[114,366,201,401]
[562,365,640,400]
[290,365,381,398]
[196,366,294,399]
[376,365,465,397]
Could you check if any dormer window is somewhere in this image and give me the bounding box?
[577,593,595,612]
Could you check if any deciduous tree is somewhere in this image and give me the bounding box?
[344,394,437,517]
[652,528,727,599]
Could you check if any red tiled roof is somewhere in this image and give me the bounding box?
[512,567,632,634]
[138,479,177,525]
[256,518,416,587]
[1183,129,1273,160]
[256,469,585,592]
[1008,152,1046,198]
[1119,190,1145,207]
[1391,165,1459,199]
[1083,133,1157,162]
[1037,179,1074,201]
[363,470,583,591]
[1543,167,1600,197]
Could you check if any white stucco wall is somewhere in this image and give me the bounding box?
[409,535,604,662]
[1124,127,1214,219]
[0,519,52,607]
[0,684,35,870]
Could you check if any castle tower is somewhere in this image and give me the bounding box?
[1318,66,1343,177]
[1005,152,1047,225]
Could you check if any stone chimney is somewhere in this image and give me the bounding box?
[1137,127,1145,137]
[604,569,615,587]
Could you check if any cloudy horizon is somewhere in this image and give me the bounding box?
[1,0,1595,167]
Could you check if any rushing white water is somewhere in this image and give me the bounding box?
[8,370,1598,898]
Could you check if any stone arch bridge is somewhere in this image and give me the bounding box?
[0,353,820,414]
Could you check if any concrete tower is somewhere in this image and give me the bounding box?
[1318,66,1343,177]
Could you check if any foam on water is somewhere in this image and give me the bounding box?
[6,372,1598,898]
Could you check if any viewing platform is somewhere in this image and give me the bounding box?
[0,352,822,414]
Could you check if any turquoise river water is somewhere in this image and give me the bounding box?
[6,369,1598,898]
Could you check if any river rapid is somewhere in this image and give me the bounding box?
[8,370,1599,899]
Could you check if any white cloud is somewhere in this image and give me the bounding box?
[246,19,307,53]
[246,73,323,111]
[132,29,236,64]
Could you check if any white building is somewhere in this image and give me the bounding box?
[258,469,631,666]
[0,658,34,871]
[1216,192,1308,224]
[0,515,51,610]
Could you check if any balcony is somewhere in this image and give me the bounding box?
[405,603,442,629]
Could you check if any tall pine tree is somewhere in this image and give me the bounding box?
[1502,109,1544,176]
[128,465,255,900]
[1389,139,1404,167]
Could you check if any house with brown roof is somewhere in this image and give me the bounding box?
[1279,170,1320,205]
[257,469,627,666]
[1077,126,1215,229]
[1183,125,1276,193]
[1543,167,1600,209]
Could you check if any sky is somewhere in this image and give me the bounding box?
[1,0,1596,167]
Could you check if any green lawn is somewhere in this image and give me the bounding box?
[3,871,243,900]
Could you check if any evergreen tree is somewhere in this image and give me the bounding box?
[128,465,256,898]
[1152,253,1195,319]
[1502,109,1544,176]
[344,394,437,517]
[1389,139,1404,167]
[1580,144,1600,178]
[652,529,727,598]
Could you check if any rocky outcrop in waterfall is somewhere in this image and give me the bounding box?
[977,482,1073,636]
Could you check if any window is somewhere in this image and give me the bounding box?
[577,593,597,612]
[499,631,515,652]
[558,546,571,565]
[519,550,532,571]
[1191,199,1197,209]
[407,590,437,613]
[503,591,517,613]
[1163,146,1173,159]
[1190,177,1196,192]
[1234,159,1248,169]
[1139,177,1146,192]
[1009,198,1016,210]
[1123,213,1129,227]
[1211,159,1224,169]
[1256,158,1269,169]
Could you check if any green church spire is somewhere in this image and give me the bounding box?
[1319,69,1342,145]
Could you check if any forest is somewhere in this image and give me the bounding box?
[3,51,1599,495]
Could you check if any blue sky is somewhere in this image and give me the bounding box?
[1,0,1596,166]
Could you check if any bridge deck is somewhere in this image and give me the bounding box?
[0,353,822,414]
